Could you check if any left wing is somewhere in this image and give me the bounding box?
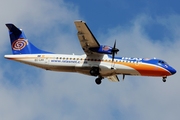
[106,75,120,82]
[74,21,100,55]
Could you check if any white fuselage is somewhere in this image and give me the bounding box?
[4,54,140,77]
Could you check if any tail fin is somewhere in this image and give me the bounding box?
[6,24,52,54]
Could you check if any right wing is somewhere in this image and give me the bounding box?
[74,21,100,55]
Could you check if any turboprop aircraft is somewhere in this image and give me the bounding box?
[4,21,176,85]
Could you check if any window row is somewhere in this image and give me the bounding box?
[53,57,139,63]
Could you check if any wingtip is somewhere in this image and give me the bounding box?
[74,20,85,23]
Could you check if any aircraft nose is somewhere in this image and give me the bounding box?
[169,66,176,75]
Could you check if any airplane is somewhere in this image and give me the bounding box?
[4,21,176,85]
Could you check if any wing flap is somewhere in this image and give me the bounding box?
[106,75,120,82]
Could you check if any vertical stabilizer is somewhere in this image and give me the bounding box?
[6,24,52,54]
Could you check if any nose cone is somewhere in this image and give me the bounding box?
[171,68,176,75]
[169,66,176,75]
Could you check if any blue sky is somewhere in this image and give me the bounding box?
[66,0,180,41]
[0,0,180,120]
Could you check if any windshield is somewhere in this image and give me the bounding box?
[158,60,168,65]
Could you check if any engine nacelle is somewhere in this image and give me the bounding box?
[89,45,113,54]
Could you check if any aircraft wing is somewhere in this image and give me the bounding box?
[74,21,100,55]
[106,75,120,82]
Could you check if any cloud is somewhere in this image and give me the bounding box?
[98,14,180,120]
[1,1,180,120]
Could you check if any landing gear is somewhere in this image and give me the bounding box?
[95,76,103,85]
[162,77,167,82]
[95,78,102,85]
[90,67,99,76]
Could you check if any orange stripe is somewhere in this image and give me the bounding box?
[115,62,171,76]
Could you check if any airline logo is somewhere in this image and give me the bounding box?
[12,38,29,50]
[103,46,110,51]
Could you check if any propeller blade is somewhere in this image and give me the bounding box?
[111,40,119,62]
[113,40,116,49]
[112,52,115,62]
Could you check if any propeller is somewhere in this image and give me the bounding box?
[111,40,119,62]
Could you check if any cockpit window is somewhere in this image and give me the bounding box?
[158,60,168,65]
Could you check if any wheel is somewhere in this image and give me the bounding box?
[90,69,96,75]
[162,77,167,82]
[95,78,101,85]
[90,68,99,76]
